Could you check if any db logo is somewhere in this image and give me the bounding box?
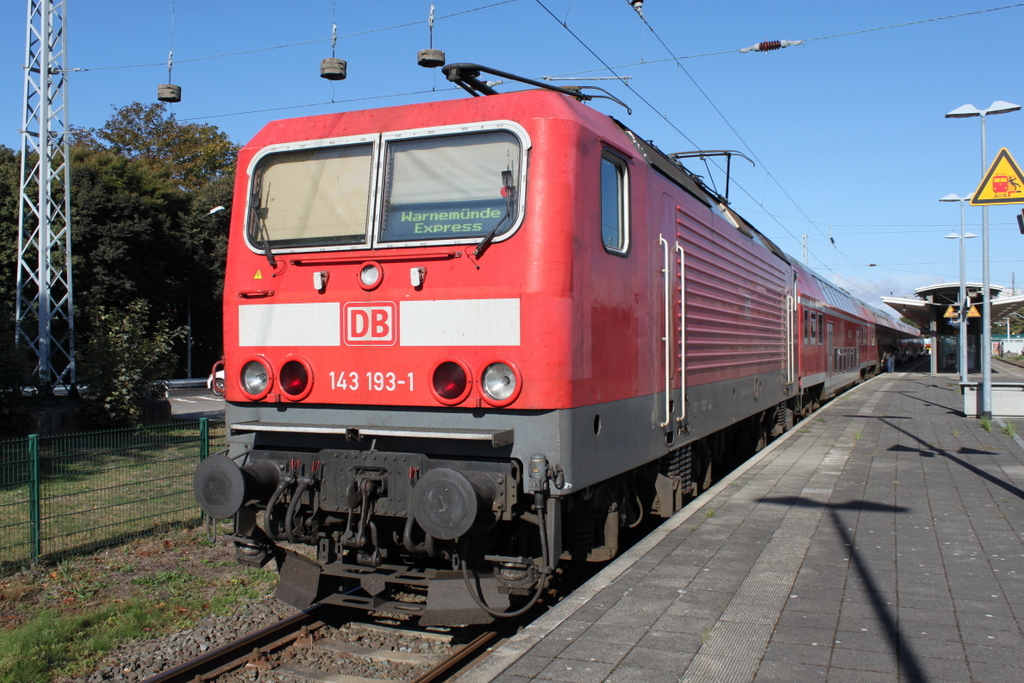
[344,303,396,345]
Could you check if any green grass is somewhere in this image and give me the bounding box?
[0,601,173,682]
[1003,422,1017,438]
[981,416,993,433]
[0,563,276,683]
[0,425,221,567]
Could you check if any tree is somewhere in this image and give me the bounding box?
[70,103,238,378]
[69,145,191,321]
[0,103,237,424]
[73,102,237,192]
[0,146,18,306]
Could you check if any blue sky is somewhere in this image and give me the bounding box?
[3,1,1023,309]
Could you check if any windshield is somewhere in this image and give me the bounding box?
[248,143,373,249]
[380,130,521,243]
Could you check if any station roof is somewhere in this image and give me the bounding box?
[882,282,1024,330]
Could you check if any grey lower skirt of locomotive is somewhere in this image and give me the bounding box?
[194,444,562,625]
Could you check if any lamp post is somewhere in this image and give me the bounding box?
[941,194,976,385]
[945,101,1022,419]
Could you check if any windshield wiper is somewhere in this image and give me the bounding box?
[472,170,515,261]
[256,209,277,269]
[249,177,277,269]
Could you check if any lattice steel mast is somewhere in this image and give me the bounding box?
[16,0,75,390]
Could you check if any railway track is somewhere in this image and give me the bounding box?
[141,603,503,683]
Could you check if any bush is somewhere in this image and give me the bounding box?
[76,299,185,427]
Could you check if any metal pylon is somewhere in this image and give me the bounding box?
[16,0,75,390]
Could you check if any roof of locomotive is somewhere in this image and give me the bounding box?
[241,88,624,156]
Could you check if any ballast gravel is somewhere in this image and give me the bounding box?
[80,595,296,682]
[78,595,455,682]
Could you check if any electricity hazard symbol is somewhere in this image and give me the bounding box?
[971,148,1024,205]
[944,305,957,318]
[253,270,264,280]
[967,305,980,318]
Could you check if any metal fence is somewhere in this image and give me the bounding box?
[0,418,224,572]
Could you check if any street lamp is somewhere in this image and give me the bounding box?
[941,193,976,384]
[945,100,1021,418]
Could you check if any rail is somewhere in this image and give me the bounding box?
[141,603,502,683]
[142,605,329,683]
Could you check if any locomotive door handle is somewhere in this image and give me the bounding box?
[786,292,795,385]
[676,244,686,422]
[659,236,671,428]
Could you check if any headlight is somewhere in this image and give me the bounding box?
[358,261,382,290]
[482,362,515,400]
[241,359,271,397]
[480,361,521,406]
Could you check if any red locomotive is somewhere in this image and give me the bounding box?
[194,64,919,624]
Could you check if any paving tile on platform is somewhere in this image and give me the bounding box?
[535,658,614,682]
[620,645,695,672]
[752,659,827,682]
[604,665,683,683]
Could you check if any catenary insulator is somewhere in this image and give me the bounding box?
[417,48,445,68]
[320,57,347,81]
[157,83,182,102]
[740,39,803,54]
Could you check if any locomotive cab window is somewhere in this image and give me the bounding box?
[600,152,629,254]
[247,143,374,250]
[380,130,523,244]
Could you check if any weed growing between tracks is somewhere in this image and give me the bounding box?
[0,526,277,683]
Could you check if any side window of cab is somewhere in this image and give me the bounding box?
[601,152,629,255]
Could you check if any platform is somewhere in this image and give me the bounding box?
[460,360,1024,682]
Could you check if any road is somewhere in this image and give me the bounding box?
[168,386,224,419]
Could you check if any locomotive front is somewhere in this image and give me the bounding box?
[193,93,584,624]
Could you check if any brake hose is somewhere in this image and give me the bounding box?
[461,491,554,618]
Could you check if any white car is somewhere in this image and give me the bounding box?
[207,369,225,394]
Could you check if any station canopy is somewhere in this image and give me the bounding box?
[882,283,1024,330]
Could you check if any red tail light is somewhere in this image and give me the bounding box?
[279,358,312,400]
[431,360,470,404]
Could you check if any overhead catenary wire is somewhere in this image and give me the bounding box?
[530,0,978,298]
[551,3,1024,78]
[76,0,519,72]
[182,89,444,121]
[73,0,1020,296]
[531,1,820,270]
[613,2,905,294]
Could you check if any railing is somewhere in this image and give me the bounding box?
[0,418,223,572]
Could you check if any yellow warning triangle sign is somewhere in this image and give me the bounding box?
[971,148,1024,205]
[254,270,263,280]
[944,305,956,318]
[967,304,981,318]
